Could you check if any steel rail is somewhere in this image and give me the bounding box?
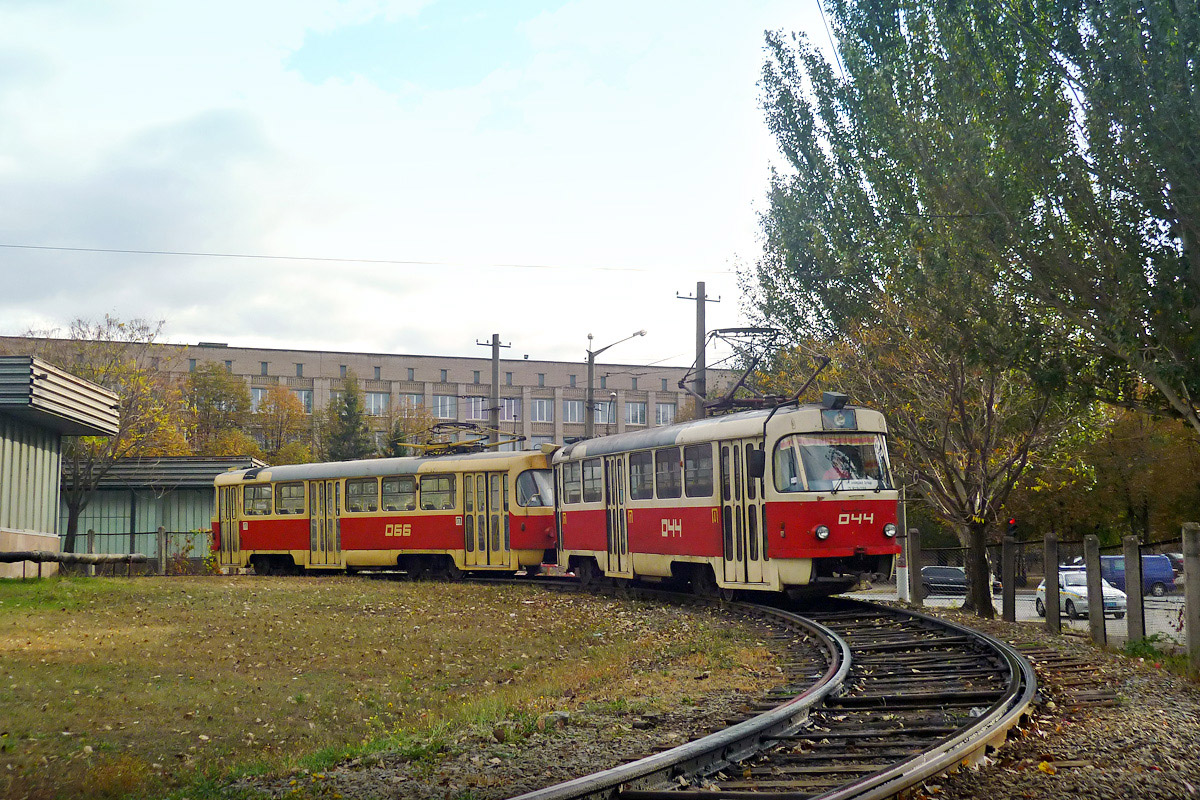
[509,599,851,800]
[800,599,1037,800]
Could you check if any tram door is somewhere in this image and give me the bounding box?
[604,456,630,576]
[464,472,510,567]
[720,439,766,585]
[309,480,342,567]
[218,486,239,566]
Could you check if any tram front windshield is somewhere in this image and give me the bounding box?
[774,433,892,492]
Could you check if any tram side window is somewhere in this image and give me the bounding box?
[346,477,380,513]
[683,444,714,497]
[562,462,582,504]
[655,448,682,499]
[382,476,416,511]
[275,482,305,515]
[244,484,272,516]
[420,474,456,510]
[582,458,603,503]
[629,451,654,500]
[515,469,555,507]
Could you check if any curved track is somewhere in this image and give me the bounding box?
[513,596,1035,800]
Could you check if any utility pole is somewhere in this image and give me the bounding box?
[475,334,510,445]
[676,281,719,419]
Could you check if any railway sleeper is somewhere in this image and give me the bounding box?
[748,763,890,776]
[776,748,925,762]
[773,724,959,740]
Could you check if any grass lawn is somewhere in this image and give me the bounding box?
[0,575,773,799]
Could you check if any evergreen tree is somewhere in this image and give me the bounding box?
[324,371,373,461]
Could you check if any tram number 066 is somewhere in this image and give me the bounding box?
[385,523,413,537]
[838,512,874,526]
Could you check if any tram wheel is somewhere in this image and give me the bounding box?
[436,558,464,582]
[575,559,601,588]
[691,566,719,598]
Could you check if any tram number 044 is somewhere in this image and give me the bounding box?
[838,512,875,526]
[661,519,683,538]
[385,523,413,537]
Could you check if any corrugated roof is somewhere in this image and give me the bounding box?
[75,456,269,490]
[0,356,120,436]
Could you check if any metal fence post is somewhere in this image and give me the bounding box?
[909,528,923,606]
[87,529,96,578]
[1184,523,1200,671]
[1002,534,1016,622]
[1084,534,1105,645]
[1123,535,1145,643]
[1045,533,1060,634]
[157,527,166,576]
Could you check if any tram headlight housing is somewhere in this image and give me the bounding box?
[815,524,831,541]
[883,523,898,538]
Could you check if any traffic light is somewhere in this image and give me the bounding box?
[1006,517,1018,537]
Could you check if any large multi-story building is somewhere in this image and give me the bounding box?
[1,336,736,450]
[178,341,733,448]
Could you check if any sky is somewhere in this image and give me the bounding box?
[0,1,829,371]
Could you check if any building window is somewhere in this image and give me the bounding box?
[538,373,545,387]
[261,361,269,376]
[656,403,676,426]
[340,365,347,378]
[374,366,381,380]
[569,374,577,387]
[531,398,554,423]
[432,395,457,419]
[473,370,480,384]
[500,397,522,422]
[295,363,304,378]
[293,389,313,414]
[600,376,607,389]
[632,377,638,390]
[188,358,196,372]
[594,401,614,425]
[407,367,415,381]
[662,378,668,391]
[224,360,233,371]
[625,401,646,426]
[251,387,268,412]
[530,435,555,448]
[563,399,583,423]
[401,393,423,409]
[464,397,487,421]
[440,369,448,383]
[365,392,390,416]
[505,372,513,386]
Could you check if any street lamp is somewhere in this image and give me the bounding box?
[586,329,646,438]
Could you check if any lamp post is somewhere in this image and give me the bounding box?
[585,329,646,438]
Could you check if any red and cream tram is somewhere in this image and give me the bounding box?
[553,393,899,595]
[212,449,556,576]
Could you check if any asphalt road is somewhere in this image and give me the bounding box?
[849,585,1187,648]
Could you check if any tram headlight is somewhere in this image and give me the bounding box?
[883,523,897,538]
[815,524,831,541]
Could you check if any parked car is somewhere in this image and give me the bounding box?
[1035,571,1127,619]
[920,565,967,595]
[1097,554,1176,597]
[1165,552,1184,578]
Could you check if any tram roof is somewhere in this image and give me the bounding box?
[214,448,549,485]
[554,403,886,461]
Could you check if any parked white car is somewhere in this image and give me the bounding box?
[1035,571,1127,619]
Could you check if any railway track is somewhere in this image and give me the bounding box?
[514,596,1036,800]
